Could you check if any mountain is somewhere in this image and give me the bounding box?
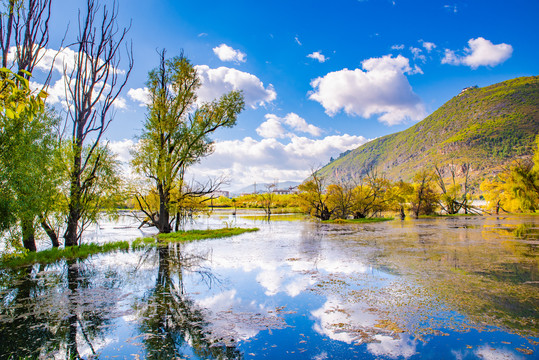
[317,76,539,188]
[231,181,301,195]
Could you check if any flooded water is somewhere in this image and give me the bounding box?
[0,212,537,359]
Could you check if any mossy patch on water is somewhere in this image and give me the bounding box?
[324,217,394,224]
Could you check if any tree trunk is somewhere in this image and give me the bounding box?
[64,146,82,247]
[158,184,171,233]
[40,216,59,248]
[21,219,36,252]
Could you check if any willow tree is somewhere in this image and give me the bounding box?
[132,51,244,233]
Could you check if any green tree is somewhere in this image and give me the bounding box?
[0,67,55,252]
[132,51,244,233]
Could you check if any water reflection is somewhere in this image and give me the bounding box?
[0,214,537,358]
[0,259,122,359]
[134,243,243,359]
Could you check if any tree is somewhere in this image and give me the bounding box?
[131,51,244,233]
[0,67,54,252]
[298,170,332,220]
[481,137,539,214]
[325,183,353,219]
[434,163,472,215]
[259,182,276,218]
[386,180,414,220]
[0,0,57,252]
[410,169,438,218]
[63,0,133,246]
[349,169,389,219]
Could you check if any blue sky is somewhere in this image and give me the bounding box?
[42,0,539,190]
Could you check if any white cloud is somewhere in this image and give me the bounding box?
[256,113,322,139]
[127,67,276,109]
[409,47,426,62]
[195,65,276,108]
[474,346,524,360]
[24,46,128,110]
[256,114,287,139]
[367,335,417,359]
[391,44,405,50]
[190,134,368,189]
[127,87,150,107]
[420,40,436,52]
[295,36,302,46]
[309,54,426,125]
[442,37,513,69]
[307,51,328,63]
[212,44,246,63]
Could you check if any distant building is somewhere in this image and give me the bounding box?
[459,85,478,96]
[272,186,299,195]
[210,190,230,198]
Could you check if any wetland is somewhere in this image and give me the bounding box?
[0,211,537,359]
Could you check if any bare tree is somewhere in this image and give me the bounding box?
[434,162,477,215]
[63,0,133,246]
[260,182,277,219]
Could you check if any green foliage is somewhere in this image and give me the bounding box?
[0,67,59,250]
[132,228,259,250]
[131,52,245,232]
[480,139,539,213]
[0,241,129,268]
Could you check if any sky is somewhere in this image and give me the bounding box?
[37,0,539,191]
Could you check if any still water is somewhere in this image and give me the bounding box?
[0,212,537,359]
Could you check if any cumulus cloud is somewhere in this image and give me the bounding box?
[127,87,150,107]
[212,43,246,63]
[23,46,128,110]
[309,54,426,125]
[420,40,436,52]
[190,134,368,189]
[307,51,328,63]
[409,47,426,62]
[195,65,276,108]
[127,67,276,109]
[256,114,287,139]
[442,37,513,69]
[256,113,322,138]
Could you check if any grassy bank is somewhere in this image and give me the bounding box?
[0,241,130,269]
[1,227,259,269]
[132,227,259,249]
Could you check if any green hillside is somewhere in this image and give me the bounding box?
[317,76,539,188]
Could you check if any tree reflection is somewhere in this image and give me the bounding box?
[0,259,122,359]
[136,243,243,359]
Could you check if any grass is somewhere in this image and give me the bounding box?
[133,227,259,249]
[1,227,259,269]
[324,217,394,224]
[0,241,129,269]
